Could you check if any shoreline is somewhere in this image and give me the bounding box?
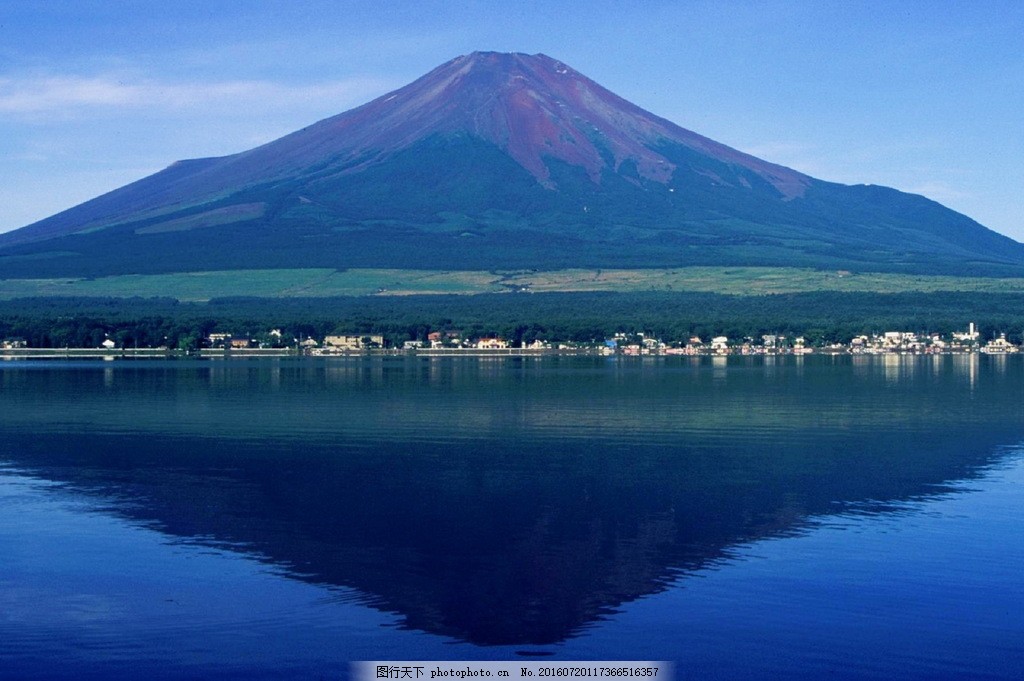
[0,347,1010,360]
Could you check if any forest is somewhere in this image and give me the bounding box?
[2,290,1023,349]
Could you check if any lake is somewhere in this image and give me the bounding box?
[1,354,1023,679]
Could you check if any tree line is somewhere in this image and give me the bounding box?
[2,290,1024,348]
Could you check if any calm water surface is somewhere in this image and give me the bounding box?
[1,355,1023,679]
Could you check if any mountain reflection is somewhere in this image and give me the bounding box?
[1,356,1022,645]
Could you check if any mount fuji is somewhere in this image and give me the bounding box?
[3,51,1022,277]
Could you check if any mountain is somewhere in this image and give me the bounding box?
[2,51,1023,278]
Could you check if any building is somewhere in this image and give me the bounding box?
[952,323,980,342]
[981,334,1019,354]
[324,334,384,350]
[207,332,232,348]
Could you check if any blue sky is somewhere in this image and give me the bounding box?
[2,1,1022,240]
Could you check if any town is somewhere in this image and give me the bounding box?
[3,323,1020,357]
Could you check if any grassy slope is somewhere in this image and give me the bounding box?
[5,267,1024,302]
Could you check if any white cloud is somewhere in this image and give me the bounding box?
[0,73,394,118]
[735,140,836,179]
[3,151,50,162]
[740,141,816,160]
[903,182,972,203]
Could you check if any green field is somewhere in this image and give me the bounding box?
[5,266,1024,302]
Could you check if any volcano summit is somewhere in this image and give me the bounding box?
[2,51,1022,277]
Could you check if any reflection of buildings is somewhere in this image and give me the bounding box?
[3,356,1023,645]
[882,352,917,383]
[952,353,980,391]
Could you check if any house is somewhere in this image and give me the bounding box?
[207,332,232,348]
[476,338,509,349]
[952,323,980,342]
[428,330,463,348]
[324,335,360,350]
[324,334,384,350]
[101,339,116,349]
[793,337,812,354]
